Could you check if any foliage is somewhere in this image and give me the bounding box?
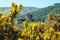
[0,2,60,40]
[0,2,22,40]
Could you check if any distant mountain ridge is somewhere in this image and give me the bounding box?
[0,6,38,15]
[31,3,60,22]
[0,3,60,22]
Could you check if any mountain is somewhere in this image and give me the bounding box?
[31,3,60,22]
[0,6,38,15]
[0,3,60,22]
[17,3,60,22]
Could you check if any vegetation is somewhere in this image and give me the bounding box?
[0,2,22,40]
[0,2,60,40]
[1,3,60,22]
[31,3,60,22]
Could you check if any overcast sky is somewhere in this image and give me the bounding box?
[0,0,60,8]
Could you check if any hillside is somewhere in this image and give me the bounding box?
[0,6,38,15]
[0,3,60,22]
[31,3,60,22]
[17,3,60,22]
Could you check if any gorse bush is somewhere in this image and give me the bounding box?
[0,2,22,40]
[0,2,60,40]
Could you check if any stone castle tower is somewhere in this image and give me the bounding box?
[26,13,34,22]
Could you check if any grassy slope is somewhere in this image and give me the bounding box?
[31,3,60,22]
[0,3,60,22]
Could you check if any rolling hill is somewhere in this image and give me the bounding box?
[17,3,60,22]
[31,3,60,22]
[0,3,60,22]
[0,6,38,15]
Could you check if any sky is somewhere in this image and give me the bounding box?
[0,0,60,8]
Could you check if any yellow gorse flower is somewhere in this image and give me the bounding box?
[37,21,44,28]
[49,27,54,32]
[0,11,2,17]
[13,27,19,31]
[51,34,57,40]
[55,32,60,35]
[11,2,15,7]
[18,38,23,40]
[18,4,22,9]
[1,16,6,19]
[36,36,40,40]
[10,2,22,16]
[24,20,28,28]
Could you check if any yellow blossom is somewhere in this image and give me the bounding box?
[24,20,28,28]
[11,2,15,7]
[36,36,40,40]
[0,11,2,17]
[18,38,23,40]
[37,21,44,29]
[13,27,19,31]
[49,27,54,32]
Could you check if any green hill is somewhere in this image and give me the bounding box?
[18,3,60,22]
[0,3,60,22]
[0,6,38,15]
[31,3,60,22]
